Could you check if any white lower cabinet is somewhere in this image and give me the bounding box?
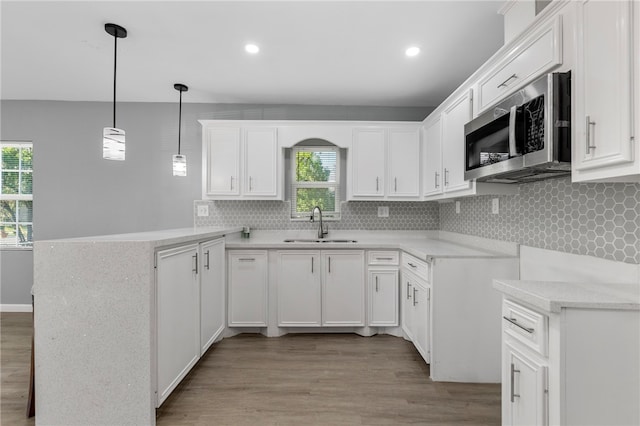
[199,238,225,355]
[156,244,200,406]
[276,250,365,327]
[401,266,431,364]
[368,269,398,326]
[228,250,268,327]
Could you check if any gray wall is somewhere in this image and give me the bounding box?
[0,100,432,304]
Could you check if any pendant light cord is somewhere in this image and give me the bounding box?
[113,34,117,129]
[178,89,182,155]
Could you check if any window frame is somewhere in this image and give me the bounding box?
[290,146,341,221]
[1,141,33,249]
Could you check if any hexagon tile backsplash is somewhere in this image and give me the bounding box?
[440,177,640,264]
[195,177,639,264]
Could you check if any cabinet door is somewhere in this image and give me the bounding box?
[574,0,634,176]
[205,128,241,196]
[423,117,443,197]
[156,244,200,406]
[277,251,321,326]
[351,129,385,197]
[368,269,399,326]
[227,251,268,327]
[321,251,365,326]
[441,90,473,193]
[200,238,225,355]
[503,342,548,426]
[401,272,414,340]
[412,281,431,364]
[387,129,420,198]
[245,128,278,197]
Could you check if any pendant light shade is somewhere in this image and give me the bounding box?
[173,83,188,176]
[103,23,127,161]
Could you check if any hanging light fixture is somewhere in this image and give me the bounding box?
[172,83,188,176]
[103,23,127,161]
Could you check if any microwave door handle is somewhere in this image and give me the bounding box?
[508,105,518,157]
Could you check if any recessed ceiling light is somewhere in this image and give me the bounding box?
[405,46,420,57]
[245,44,260,54]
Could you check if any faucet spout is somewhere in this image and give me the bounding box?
[310,206,328,239]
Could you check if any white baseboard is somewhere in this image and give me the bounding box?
[0,304,33,312]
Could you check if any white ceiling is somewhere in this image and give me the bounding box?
[1,1,504,107]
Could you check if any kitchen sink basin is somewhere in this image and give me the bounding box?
[283,239,358,243]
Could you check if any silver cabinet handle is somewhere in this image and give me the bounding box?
[503,316,534,334]
[311,257,314,273]
[238,258,255,262]
[375,257,393,261]
[407,262,417,268]
[205,250,210,270]
[413,287,418,306]
[328,256,331,273]
[376,176,379,192]
[434,171,439,188]
[375,275,379,292]
[230,176,234,190]
[406,282,412,299]
[249,176,253,191]
[510,363,521,402]
[444,168,449,186]
[585,115,596,154]
[394,177,397,192]
[192,254,198,273]
[498,73,518,88]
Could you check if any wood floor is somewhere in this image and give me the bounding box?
[1,313,501,425]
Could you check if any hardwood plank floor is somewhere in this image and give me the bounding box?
[1,313,501,425]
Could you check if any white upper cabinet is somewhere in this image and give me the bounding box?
[573,0,639,182]
[351,129,386,198]
[387,129,421,198]
[202,124,281,200]
[349,125,421,200]
[422,116,443,197]
[441,89,474,194]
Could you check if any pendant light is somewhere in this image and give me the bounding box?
[103,23,127,161]
[172,83,188,176]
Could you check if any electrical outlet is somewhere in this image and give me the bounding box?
[378,206,389,218]
[492,198,499,214]
[455,201,460,214]
[197,205,209,217]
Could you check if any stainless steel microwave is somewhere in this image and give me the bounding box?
[464,71,571,183]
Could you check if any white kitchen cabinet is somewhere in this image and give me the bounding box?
[199,238,225,355]
[573,0,640,182]
[227,250,268,327]
[502,340,548,426]
[401,252,431,364]
[422,116,443,197]
[276,251,322,326]
[203,125,281,199]
[367,251,399,327]
[401,272,415,341]
[321,250,365,326]
[441,89,474,194]
[156,244,200,406]
[350,126,420,200]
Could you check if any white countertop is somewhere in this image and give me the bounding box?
[494,279,640,313]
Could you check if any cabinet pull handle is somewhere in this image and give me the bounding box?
[434,171,439,188]
[503,316,534,334]
[328,256,331,273]
[498,73,518,88]
[311,257,314,273]
[510,363,521,402]
[406,282,412,299]
[238,258,255,262]
[230,176,234,190]
[249,176,253,191]
[427,287,430,301]
[407,262,417,268]
[444,168,449,187]
[192,254,198,273]
[205,250,210,270]
[413,287,418,306]
[376,257,393,261]
[585,115,596,154]
[375,275,379,292]
[394,177,397,192]
[376,177,379,192]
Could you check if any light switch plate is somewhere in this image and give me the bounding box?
[197,205,209,217]
[455,201,460,214]
[378,206,389,217]
[492,198,499,214]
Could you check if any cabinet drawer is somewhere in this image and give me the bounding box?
[476,16,562,113]
[367,251,399,265]
[401,252,429,281]
[502,299,548,356]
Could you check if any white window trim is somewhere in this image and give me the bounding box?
[290,146,341,221]
[1,141,33,249]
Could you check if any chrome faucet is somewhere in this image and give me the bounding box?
[310,206,328,239]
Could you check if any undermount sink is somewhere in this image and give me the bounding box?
[283,239,358,243]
